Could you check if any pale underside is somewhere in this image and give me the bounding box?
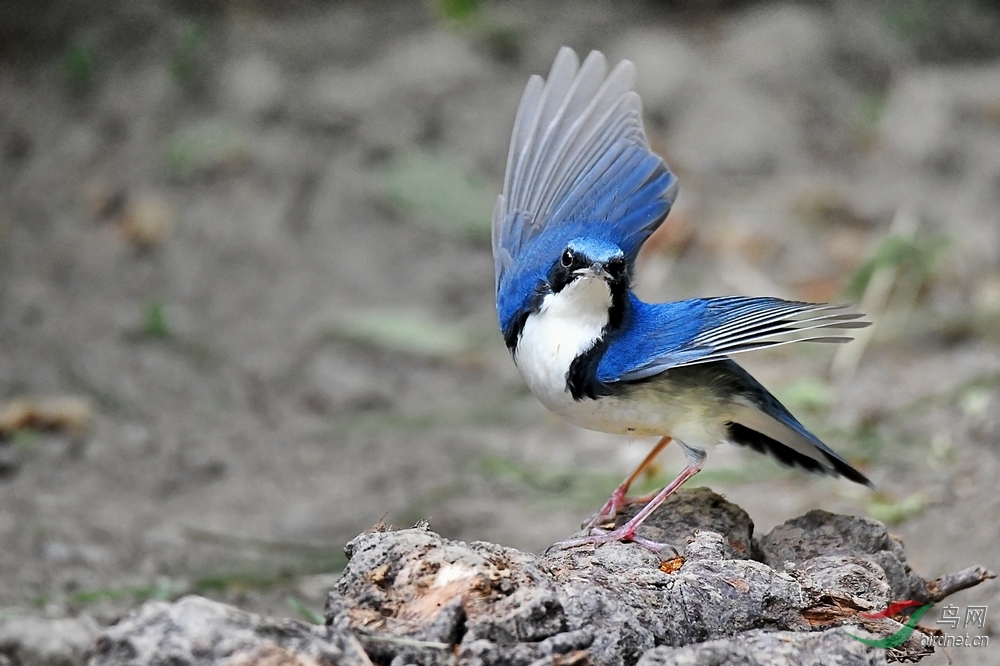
[513,275,728,447]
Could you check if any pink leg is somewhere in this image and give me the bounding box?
[552,447,706,553]
[582,436,673,529]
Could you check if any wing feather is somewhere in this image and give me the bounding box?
[599,296,870,383]
[493,47,678,337]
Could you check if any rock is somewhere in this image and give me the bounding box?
[322,490,990,664]
[79,493,993,666]
[758,509,928,602]
[799,556,891,608]
[86,596,370,666]
[636,627,886,666]
[598,486,757,559]
[117,193,173,250]
[0,615,100,666]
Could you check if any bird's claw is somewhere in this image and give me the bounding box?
[581,488,664,529]
[546,526,678,556]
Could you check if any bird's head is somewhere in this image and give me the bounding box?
[533,237,630,331]
[548,238,628,294]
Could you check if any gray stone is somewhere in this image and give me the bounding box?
[800,556,891,608]
[77,496,991,666]
[86,596,370,666]
[0,616,99,666]
[636,627,886,666]
[758,509,929,602]
[597,486,757,559]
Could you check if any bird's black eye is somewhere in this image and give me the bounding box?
[560,249,573,268]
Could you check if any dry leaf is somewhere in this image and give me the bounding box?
[659,556,685,574]
[0,396,93,436]
[119,194,173,249]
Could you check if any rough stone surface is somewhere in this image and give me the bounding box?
[605,485,758,559]
[73,489,992,665]
[636,628,886,666]
[86,596,371,666]
[0,616,100,666]
[758,509,928,602]
[320,490,984,665]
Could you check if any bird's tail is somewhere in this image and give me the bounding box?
[722,364,873,488]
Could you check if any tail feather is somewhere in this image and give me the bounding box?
[720,362,873,489]
[725,421,872,487]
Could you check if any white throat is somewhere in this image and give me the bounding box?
[513,276,612,408]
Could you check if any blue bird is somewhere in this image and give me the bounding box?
[492,47,873,552]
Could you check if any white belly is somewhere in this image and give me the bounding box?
[513,294,604,416]
[512,279,729,446]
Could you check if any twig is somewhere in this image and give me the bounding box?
[923,566,996,603]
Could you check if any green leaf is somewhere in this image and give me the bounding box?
[164,123,247,179]
[382,151,495,242]
[64,40,97,92]
[436,0,480,25]
[143,299,171,339]
[11,429,40,450]
[171,20,209,86]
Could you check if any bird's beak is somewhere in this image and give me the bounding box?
[573,264,610,279]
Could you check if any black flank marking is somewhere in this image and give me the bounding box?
[606,267,628,329]
[503,282,550,352]
[503,310,529,352]
[567,276,630,401]
[567,337,613,400]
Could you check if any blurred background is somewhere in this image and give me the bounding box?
[0,0,998,661]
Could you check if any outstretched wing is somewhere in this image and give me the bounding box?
[598,295,870,383]
[493,47,679,338]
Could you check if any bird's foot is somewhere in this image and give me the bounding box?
[546,525,679,556]
[581,488,663,529]
[581,488,627,529]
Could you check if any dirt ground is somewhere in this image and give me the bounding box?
[1,0,998,663]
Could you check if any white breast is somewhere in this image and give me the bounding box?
[513,276,610,419]
[512,276,732,444]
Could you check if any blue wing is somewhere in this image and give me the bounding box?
[597,295,870,384]
[492,47,679,338]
